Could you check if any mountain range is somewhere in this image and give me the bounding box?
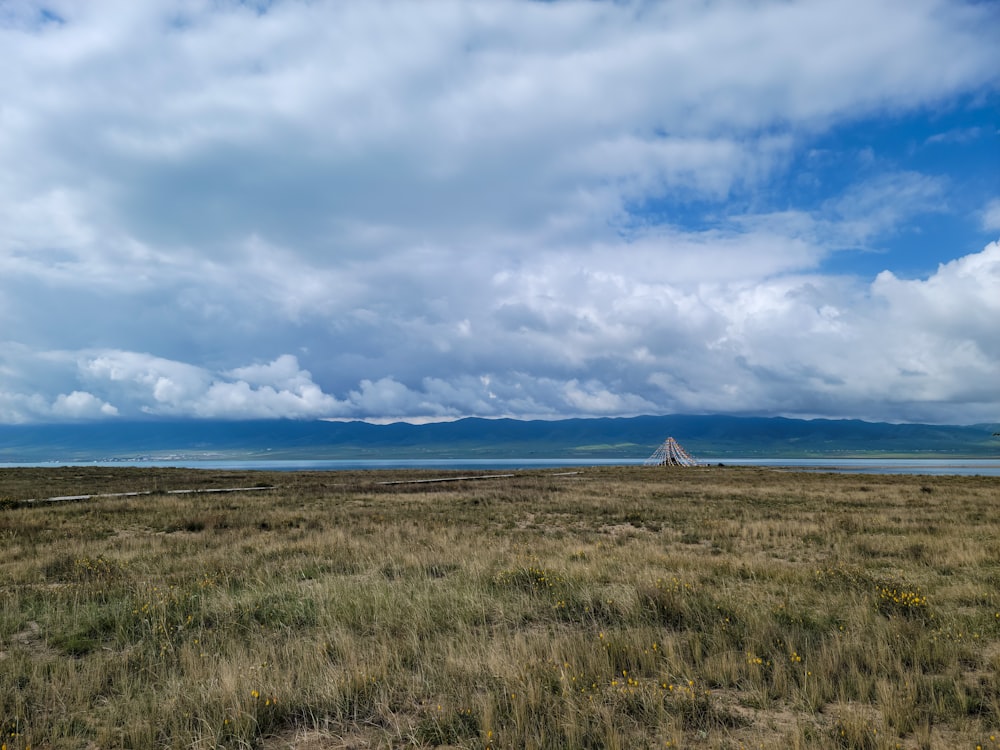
[0,415,998,462]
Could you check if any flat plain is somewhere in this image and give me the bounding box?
[1,466,998,749]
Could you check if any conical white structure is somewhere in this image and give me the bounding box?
[645,437,699,467]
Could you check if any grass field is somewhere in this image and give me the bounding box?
[1,466,998,749]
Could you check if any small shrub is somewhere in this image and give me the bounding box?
[875,584,930,620]
[414,707,480,745]
[49,631,99,657]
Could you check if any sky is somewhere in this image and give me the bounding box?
[1,0,999,426]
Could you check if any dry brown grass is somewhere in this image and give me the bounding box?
[1,466,998,749]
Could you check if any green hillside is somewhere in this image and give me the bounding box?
[0,415,997,462]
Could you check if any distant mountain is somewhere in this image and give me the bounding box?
[0,415,998,462]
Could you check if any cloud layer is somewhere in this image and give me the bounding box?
[1,0,998,424]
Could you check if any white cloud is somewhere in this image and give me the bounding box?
[983,198,1000,232]
[193,379,345,420]
[872,241,1000,357]
[820,172,948,247]
[0,385,117,423]
[2,0,995,258]
[74,351,350,420]
[0,1,997,424]
[51,391,119,419]
[0,241,996,424]
[563,380,657,415]
[83,351,210,409]
[227,354,316,391]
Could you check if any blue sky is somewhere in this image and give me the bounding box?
[1,0,998,425]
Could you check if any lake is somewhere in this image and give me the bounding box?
[2,457,999,476]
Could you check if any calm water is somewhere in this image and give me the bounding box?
[2,457,1000,476]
